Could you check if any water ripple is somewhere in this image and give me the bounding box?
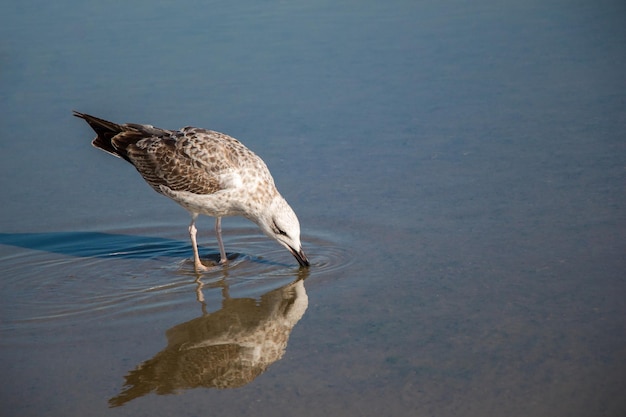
[0,225,349,344]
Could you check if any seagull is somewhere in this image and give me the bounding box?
[74,111,309,271]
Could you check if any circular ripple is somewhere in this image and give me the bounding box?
[0,225,350,344]
[165,226,352,296]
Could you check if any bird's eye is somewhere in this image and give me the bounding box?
[272,220,288,236]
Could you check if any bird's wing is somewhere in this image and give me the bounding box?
[122,127,247,196]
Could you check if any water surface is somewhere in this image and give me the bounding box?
[1,0,625,416]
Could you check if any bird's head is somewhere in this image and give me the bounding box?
[257,196,309,267]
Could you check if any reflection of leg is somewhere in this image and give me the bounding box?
[189,214,208,272]
[215,217,228,264]
[194,275,206,308]
[221,280,230,300]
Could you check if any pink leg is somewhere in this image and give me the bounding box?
[189,215,208,272]
[215,217,228,264]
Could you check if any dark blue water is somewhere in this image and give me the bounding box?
[1,0,625,416]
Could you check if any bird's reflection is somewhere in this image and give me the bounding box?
[109,272,308,407]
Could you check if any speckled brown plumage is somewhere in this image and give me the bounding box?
[74,111,309,270]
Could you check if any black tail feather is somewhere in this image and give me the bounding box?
[73,111,124,158]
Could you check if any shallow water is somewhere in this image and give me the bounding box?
[1,0,625,416]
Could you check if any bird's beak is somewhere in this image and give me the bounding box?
[290,247,310,267]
